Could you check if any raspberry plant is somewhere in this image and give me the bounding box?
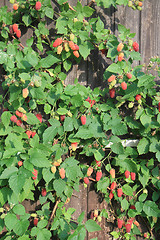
[0,0,160,239]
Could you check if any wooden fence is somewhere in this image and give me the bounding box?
[0,0,160,239]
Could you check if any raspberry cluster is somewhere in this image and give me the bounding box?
[128,0,143,11]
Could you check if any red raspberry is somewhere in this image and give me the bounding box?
[53,38,63,48]
[10,115,17,123]
[91,100,96,107]
[117,219,123,229]
[33,218,38,226]
[108,74,116,83]
[109,88,115,98]
[16,110,23,118]
[74,44,79,51]
[18,161,23,167]
[87,167,93,177]
[12,24,18,33]
[135,94,141,101]
[96,171,102,181]
[128,218,134,225]
[83,177,89,185]
[73,50,79,58]
[118,52,124,61]
[131,172,136,181]
[132,41,139,52]
[121,82,127,90]
[59,168,65,179]
[32,169,38,180]
[130,205,136,210]
[26,130,32,139]
[125,170,130,178]
[96,160,101,167]
[109,168,115,178]
[13,4,18,11]
[41,188,47,197]
[138,2,143,7]
[117,188,123,197]
[31,131,36,138]
[144,232,148,238]
[21,114,27,122]
[126,72,132,79]
[100,49,106,54]
[125,223,131,233]
[60,115,65,122]
[16,120,23,126]
[68,41,76,50]
[109,191,114,200]
[81,115,86,125]
[16,29,21,38]
[36,113,42,123]
[117,43,124,52]
[35,1,41,11]
[110,182,117,190]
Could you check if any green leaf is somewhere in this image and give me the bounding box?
[22,14,32,26]
[0,166,18,179]
[143,200,160,217]
[83,6,94,17]
[111,142,124,154]
[9,173,25,194]
[53,179,66,196]
[40,54,60,68]
[121,198,129,210]
[85,219,101,232]
[4,213,18,231]
[64,117,74,132]
[44,104,51,114]
[26,113,40,125]
[1,111,12,128]
[37,228,51,240]
[77,211,85,224]
[57,108,68,115]
[0,187,12,206]
[13,204,25,215]
[105,63,123,74]
[29,149,50,168]
[74,127,93,139]
[137,138,149,155]
[37,219,48,229]
[13,220,30,236]
[43,125,58,144]
[122,184,133,196]
[63,60,72,72]
[45,7,54,19]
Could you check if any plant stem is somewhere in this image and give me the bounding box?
[46,198,61,229]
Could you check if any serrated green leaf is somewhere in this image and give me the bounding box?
[85,219,101,232]
[137,138,149,155]
[143,200,160,217]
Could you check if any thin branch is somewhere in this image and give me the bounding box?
[46,199,61,229]
[12,36,24,49]
[88,0,95,7]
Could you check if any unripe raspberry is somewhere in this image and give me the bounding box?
[109,191,114,200]
[57,45,63,54]
[83,177,89,185]
[108,74,116,83]
[110,168,115,178]
[18,161,23,167]
[16,29,21,38]
[97,216,102,222]
[59,168,65,179]
[16,120,23,126]
[118,52,124,61]
[135,94,141,101]
[68,41,75,50]
[51,166,56,174]
[22,88,29,98]
[128,1,133,7]
[117,219,123,229]
[125,170,130,178]
[117,42,124,52]
[128,39,133,46]
[13,4,18,11]
[35,1,41,11]
[71,142,78,151]
[109,88,115,98]
[131,172,136,181]
[12,23,18,33]
[126,72,132,79]
[94,209,98,218]
[10,115,17,123]
[70,33,75,41]
[87,167,93,177]
[64,42,70,52]
[128,102,134,108]
[110,182,117,190]
[132,41,139,52]
[96,171,102,181]
[73,50,79,58]
[134,220,139,227]
[121,82,127,90]
[21,114,27,121]
[117,188,123,197]
[53,38,63,48]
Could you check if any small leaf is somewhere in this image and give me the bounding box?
[85,219,101,232]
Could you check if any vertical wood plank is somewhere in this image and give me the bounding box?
[140,0,160,69]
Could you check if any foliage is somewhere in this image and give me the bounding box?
[0,0,160,239]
